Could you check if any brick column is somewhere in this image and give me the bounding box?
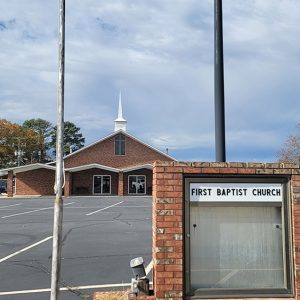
[152,162,184,300]
[64,171,72,197]
[118,172,124,196]
[291,174,300,299]
[7,170,14,197]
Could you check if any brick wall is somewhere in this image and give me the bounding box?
[14,167,153,196]
[152,161,300,300]
[64,133,173,169]
[8,132,174,197]
[16,169,55,195]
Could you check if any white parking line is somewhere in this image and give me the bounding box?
[0,283,131,296]
[86,201,124,216]
[0,203,22,209]
[60,205,150,209]
[145,259,153,275]
[1,202,74,219]
[0,236,53,263]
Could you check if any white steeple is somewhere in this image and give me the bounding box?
[114,92,127,132]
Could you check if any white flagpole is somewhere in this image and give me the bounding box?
[50,0,65,299]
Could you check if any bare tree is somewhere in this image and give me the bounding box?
[278,124,300,163]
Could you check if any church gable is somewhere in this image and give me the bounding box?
[64,131,174,169]
[64,94,175,168]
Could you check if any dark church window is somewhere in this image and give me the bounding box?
[129,175,146,194]
[93,175,111,194]
[115,134,125,155]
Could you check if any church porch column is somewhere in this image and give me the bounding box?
[7,171,14,197]
[118,172,124,196]
[64,171,72,197]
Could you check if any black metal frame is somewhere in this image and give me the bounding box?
[93,174,111,195]
[184,175,294,299]
[128,175,146,195]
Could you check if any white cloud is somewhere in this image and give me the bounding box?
[0,0,300,162]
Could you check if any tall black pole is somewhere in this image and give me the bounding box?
[214,0,226,162]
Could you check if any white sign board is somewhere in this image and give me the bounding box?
[190,182,282,202]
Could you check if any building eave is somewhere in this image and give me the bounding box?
[122,131,177,161]
[0,162,155,176]
[67,163,153,173]
[66,164,119,173]
[0,163,56,175]
[121,164,153,172]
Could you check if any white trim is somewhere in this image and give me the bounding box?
[93,175,112,195]
[68,163,153,173]
[128,175,146,195]
[67,164,119,173]
[63,130,176,161]
[64,131,121,159]
[124,131,176,160]
[0,170,7,176]
[0,163,56,175]
[121,164,153,172]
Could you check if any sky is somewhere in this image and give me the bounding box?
[0,0,299,163]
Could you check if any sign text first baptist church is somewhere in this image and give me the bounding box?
[190,182,282,202]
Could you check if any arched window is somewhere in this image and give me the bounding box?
[115,134,125,155]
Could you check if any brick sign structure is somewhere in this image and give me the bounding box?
[150,161,300,300]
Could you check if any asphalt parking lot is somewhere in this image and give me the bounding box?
[0,196,152,300]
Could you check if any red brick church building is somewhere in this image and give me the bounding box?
[0,96,175,197]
